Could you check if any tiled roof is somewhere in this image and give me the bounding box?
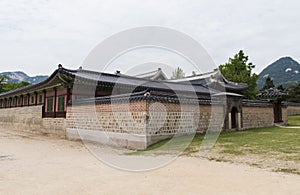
[70,89,218,105]
[60,67,217,95]
[168,68,248,91]
[257,88,289,99]
[134,68,168,80]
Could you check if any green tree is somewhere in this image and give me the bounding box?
[287,84,300,103]
[171,67,185,79]
[191,71,197,76]
[277,84,285,91]
[2,81,30,92]
[0,74,30,93]
[0,74,9,93]
[219,50,259,99]
[262,76,275,90]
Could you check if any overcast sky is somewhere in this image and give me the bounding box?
[0,0,299,76]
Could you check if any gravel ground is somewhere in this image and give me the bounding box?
[0,129,300,194]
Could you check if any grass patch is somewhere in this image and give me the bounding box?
[216,127,300,157]
[288,115,300,126]
[128,134,202,155]
[132,127,300,163]
[131,126,300,174]
[274,168,300,175]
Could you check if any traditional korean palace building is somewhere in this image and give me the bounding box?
[0,65,299,149]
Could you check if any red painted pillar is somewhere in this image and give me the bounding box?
[54,88,57,118]
[20,95,23,107]
[35,92,38,106]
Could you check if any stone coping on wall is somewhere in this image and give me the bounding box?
[242,99,273,107]
[284,101,300,107]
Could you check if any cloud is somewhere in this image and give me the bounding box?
[0,0,300,75]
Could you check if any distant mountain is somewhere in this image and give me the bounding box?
[0,71,48,84]
[257,57,300,90]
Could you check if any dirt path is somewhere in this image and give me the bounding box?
[0,129,299,194]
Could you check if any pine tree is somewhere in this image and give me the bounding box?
[219,50,259,99]
[171,67,185,79]
[262,76,275,90]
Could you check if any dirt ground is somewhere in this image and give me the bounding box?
[1,129,300,194]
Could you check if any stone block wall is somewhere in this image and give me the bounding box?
[146,102,225,146]
[1,98,294,150]
[287,105,300,116]
[0,105,65,137]
[242,106,274,129]
[147,102,200,136]
[0,106,43,134]
[66,102,147,134]
[66,100,226,149]
[42,118,66,137]
[282,107,288,124]
[66,101,148,149]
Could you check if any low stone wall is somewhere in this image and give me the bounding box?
[0,106,43,134]
[242,103,274,129]
[0,106,65,137]
[287,103,300,116]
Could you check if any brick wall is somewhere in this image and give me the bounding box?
[0,105,65,137]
